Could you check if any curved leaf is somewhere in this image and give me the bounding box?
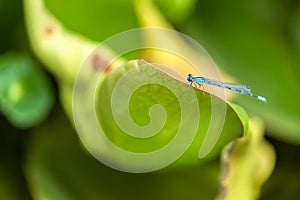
[25,108,223,200]
[219,118,276,200]
[73,59,243,171]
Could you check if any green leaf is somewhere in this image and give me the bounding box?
[0,53,54,128]
[25,107,222,200]
[71,59,244,171]
[45,0,139,42]
[152,0,197,25]
[218,118,276,200]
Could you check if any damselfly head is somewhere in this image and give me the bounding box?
[187,74,193,82]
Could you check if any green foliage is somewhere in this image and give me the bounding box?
[0,53,54,128]
[95,60,242,167]
[45,0,139,41]
[0,0,298,199]
[0,119,31,200]
[180,0,300,143]
[152,0,197,25]
[219,118,275,200]
[0,0,22,53]
[25,107,221,200]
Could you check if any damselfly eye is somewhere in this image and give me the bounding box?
[187,74,193,82]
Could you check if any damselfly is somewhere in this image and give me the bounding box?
[187,74,267,102]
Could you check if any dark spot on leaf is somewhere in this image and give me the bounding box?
[45,24,55,36]
[92,54,111,73]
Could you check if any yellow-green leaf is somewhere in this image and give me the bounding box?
[219,118,276,200]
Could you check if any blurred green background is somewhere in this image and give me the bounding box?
[0,0,300,199]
